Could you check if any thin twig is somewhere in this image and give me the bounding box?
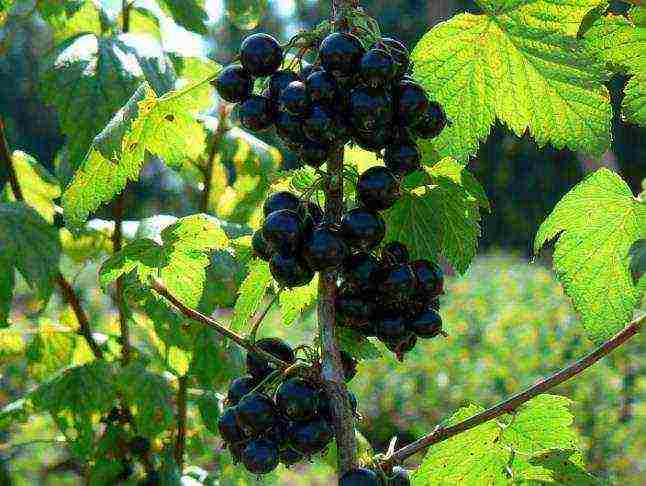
[174,375,188,470]
[112,192,131,365]
[250,290,282,343]
[383,313,645,466]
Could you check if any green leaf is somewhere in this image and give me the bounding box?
[623,72,646,126]
[188,328,236,387]
[230,259,273,332]
[516,449,599,485]
[412,1,612,162]
[534,169,646,342]
[0,328,24,363]
[197,391,221,434]
[280,275,319,326]
[175,56,221,111]
[167,345,191,376]
[335,328,382,361]
[0,257,14,327]
[157,0,208,34]
[62,83,206,227]
[27,322,77,380]
[0,398,29,429]
[0,202,61,301]
[225,0,268,30]
[412,404,509,485]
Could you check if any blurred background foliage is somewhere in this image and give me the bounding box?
[0,0,644,484]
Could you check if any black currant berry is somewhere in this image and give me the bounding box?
[413,101,447,139]
[411,259,444,297]
[381,264,418,303]
[275,378,319,421]
[341,252,381,292]
[394,80,429,126]
[318,390,358,422]
[236,393,279,435]
[213,65,253,103]
[298,200,324,235]
[218,407,245,444]
[227,375,258,405]
[339,468,381,486]
[269,253,315,287]
[275,109,307,145]
[353,125,391,152]
[280,447,303,466]
[304,105,343,145]
[385,332,417,361]
[384,140,422,176]
[266,418,290,449]
[429,297,440,311]
[247,337,296,379]
[382,241,409,266]
[340,207,386,251]
[336,293,376,323]
[252,230,273,262]
[280,81,310,116]
[262,209,303,253]
[289,418,333,455]
[408,306,442,338]
[129,436,150,456]
[319,32,365,78]
[268,70,300,100]
[349,87,393,131]
[340,350,358,382]
[240,33,283,77]
[306,70,339,106]
[389,466,411,486]
[303,226,350,271]
[357,166,401,211]
[241,438,280,474]
[376,314,408,341]
[299,143,332,168]
[376,37,410,78]
[299,63,321,80]
[239,95,275,132]
[360,48,395,87]
[263,191,301,216]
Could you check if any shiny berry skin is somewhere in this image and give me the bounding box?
[239,95,275,132]
[279,81,310,116]
[306,70,339,106]
[247,337,295,379]
[318,390,357,422]
[218,407,245,444]
[408,307,442,338]
[376,314,407,340]
[275,109,307,145]
[349,87,393,131]
[340,350,358,382]
[268,70,300,100]
[336,293,376,322]
[275,378,319,421]
[360,48,395,87]
[241,438,280,474]
[227,375,258,405]
[411,259,444,297]
[342,252,381,292]
[339,468,381,486]
[235,393,279,435]
[299,143,331,168]
[384,140,422,176]
[129,436,150,456]
[299,63,321,80]
[303,105,339,144]
[263,191,301,217]
[395,80,430,126]
[262,209,303,253]
[357,166,401,211]
[252,230,273,262]
[280,447,303,466]
[319,32,365,78]
[381,264,418,303]
[376,37,410,78]
[389,466,412,486]
[353,125,391,152]
[303,227,350,271]
[340,207,386,251]
[240,33,283,77]
[213,65,253,103]
[413,101,447,139]
[382,241,409,266]
[289,418,333,455]
[266,418,290,449]
[269,253,315,287]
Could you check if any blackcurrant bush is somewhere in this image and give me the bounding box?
[213,65,253,103]
[299,142,332,168]
[319,32,365,78]
[262,209,303,253]
[339,468,381,486]
[247,337,295,379]
[240,33,283,77]
[239,95,275,132]
[275,109,307,145]
[376,314,408,341]
[408,306,442,338]
[128,436,150,456]
[384,140,422,176]
[381,264,418,303]
[105,406,121,424]
[340,207,386,251]
[275,378,319,421]
[280,81,310,116]
[117,461,134,481]
[349,86,393,131]
[341,252,381,293]
[306,70,339,106]
[303,226,350,271]
[389,466,411,486]
[340,350,358,382]
[266,418,290,449]
[227,375,258,405]
[263,191,301,217]
[382,241,409,266]
[357,166,401,211]
[376,37,410,78]
[413,101,447,139]
[336,293,376,322]
[269,253,315,287]
[360,48,395,87]
[289,418,333,455]
[303,105,340,144]
[394,79,429,126]
[268,70,300,100]
[252,230,273,262]
[280,447,303,466]
[241,438,280,474]
[218,407,245,444]
[410,259,444,297]
[353,125,391,152]
[236,393,279,435]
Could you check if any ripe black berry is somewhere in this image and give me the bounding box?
[239,95,275,132]
[227,375,258,405]
[275,378,319,421]
[408,307,442,338]
[382,241,409,266]
[266,418,290,449]
[353,125,391,152]
[318,390,358,422]
[289,418,333,455]
[376,37,410,78]
[360,48,395,87]
[376,314,407,341]
[298,200,324,235]
[336,293,376,323]
[268,70,300,100]
[340,207,386,251]
[218,407,245,444]
[319,32,365,79]
[341,252,381,292]
[247,338,295,379]
[280,447,303,466]
[339,468,381,486]
[389,466,411,486]
[240,33,283,77]
[384,140,422,176]
[241,438,280,474]
[410,259,444,297]
[275,109,307,145]
[299,63,321,80]
[357,166,401,211]
[299,143,332,168]
[235,393,279,435]
[269,253,315,287]
[413,101,447,139]
[304,105,339,144]
[213,65,253,103]
[252,230,273,262]
[279,81,310,116]
[381,264,418,303]
[306,70,339,106]
[340,350,358,382]
[349,87,393,131]
[394,80,429,126]
[385,332,417,361]
[262,209,303,253]
[129,436,150,456]
[263,191,301,217]
[303,227,350,271]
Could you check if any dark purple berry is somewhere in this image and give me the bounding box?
[394,80,429,126]
[299,63,321,80]
[389,466,411,486]
[275,109,307,145]
[213,65,253,103]
[218,407,245,444]
[376,37,410,78]
[349,87,393,131]
[376,314,407,341]
[408,307,442,338]
[306,70,339,106]
[384,140,421,176]
[385,332,417,361]
[227,375,258,405]
[280,447,303,466]
[381,264,418,303]
[341,252,380,292]
[269,253,315,287]
[247,338,295,379]
[263,191,301,216]
[239,95,275,132]
[298,200,324,234]
[262,209,303,254]
[268,70,300,100]
[413,101,447,139]
[318,390,357,422]
[241,438,280,474]
[129,436,150,456]
[252,230,273,262]
[382,241,409,266]
[357,166,401,211]
[303,104,339,144]
[266,418,290,449]
[235,393,279,436]
[303,227,350,271]
[279,81,310,116]
[411,259,444,297]
[275,378,319,422]
[240,33,283,77]
[339,468,381,486]
[340,207,386,251]
[336,293,376,323]
[319,32,365,78]
[360,48,395,87]
[353,125,391,152]
[289,418,333,455]
[299,143,332,168]
[340,350,358,382]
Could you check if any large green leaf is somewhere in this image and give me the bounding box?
[26,322,77,380]
[0,256,14,328]
[535,169,646,342]
[0,328,23,363]
[279,275,319,326]
[157,0,208,34]
[516,449,599,484]
[411,0,611,162]
[230,259,273,332]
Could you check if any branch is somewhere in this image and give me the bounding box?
[0,117,104,360]
[250,290,281,343]
[174,375,188,470]
[383,313,645,466]
[112,192,131,365]
[201,105,228,213]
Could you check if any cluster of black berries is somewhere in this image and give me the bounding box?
[336,241,445,361]
[218,338,359,475]
[213,30,446,172]
[340,466,410,486]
